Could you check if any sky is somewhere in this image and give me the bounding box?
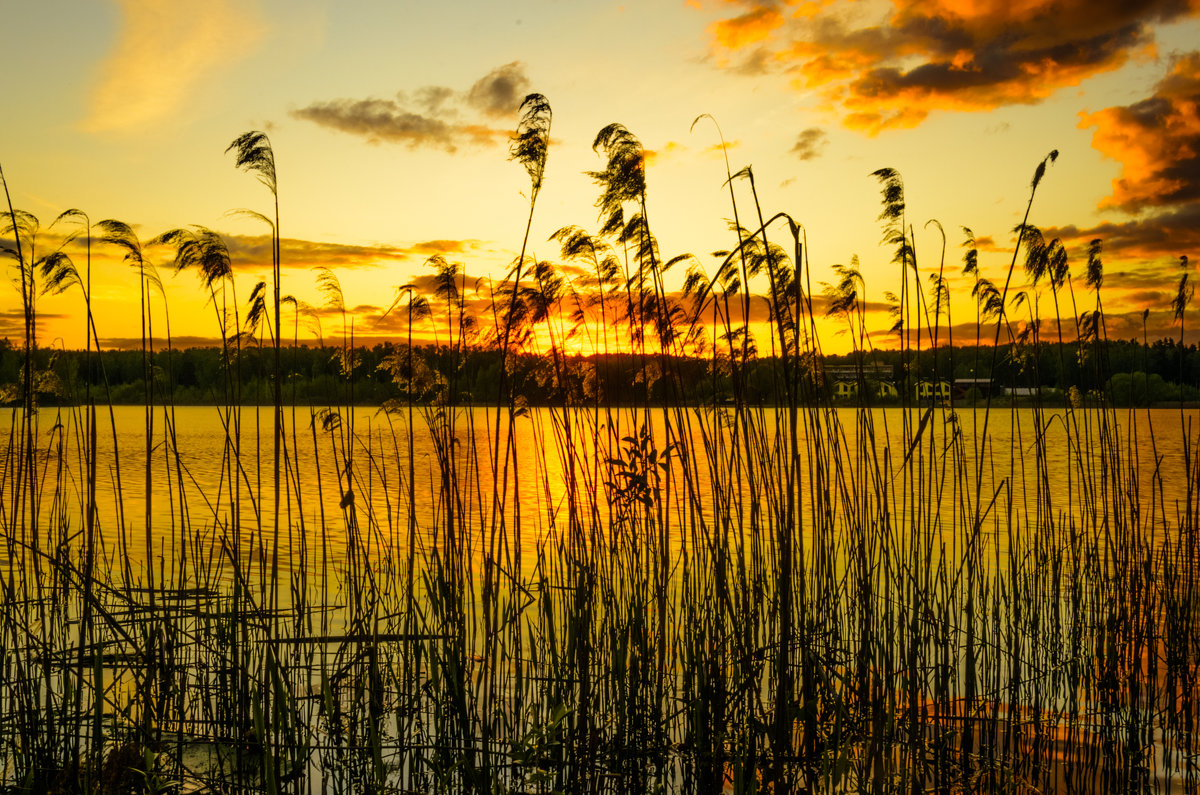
[2,0,1199,354]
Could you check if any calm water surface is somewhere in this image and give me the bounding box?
[2,404,1193,582]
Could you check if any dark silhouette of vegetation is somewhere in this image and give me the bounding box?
[1,110,1198,795]
[3,337,1197,408]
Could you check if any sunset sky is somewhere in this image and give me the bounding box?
[2,0,1199,353]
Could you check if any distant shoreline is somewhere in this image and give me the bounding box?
[12,399,1200,410]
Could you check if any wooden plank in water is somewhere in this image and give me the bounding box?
[262,633,448,644]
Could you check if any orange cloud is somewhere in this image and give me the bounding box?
[1081,52,1200,213]
[710,5,784,50]
[792,0,835,19]
[1040,52,1200,303]
[702,0,1199,132]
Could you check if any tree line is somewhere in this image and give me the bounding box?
[3,336,1196,408]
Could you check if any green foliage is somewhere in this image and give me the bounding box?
[1105,370,1198,405]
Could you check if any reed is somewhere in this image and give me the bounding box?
[0,111,1198,795]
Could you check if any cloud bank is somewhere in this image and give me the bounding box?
[1041,51,1200,288]
[703,0,1199,133]
[1081,52,1200,213]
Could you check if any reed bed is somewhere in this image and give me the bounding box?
[1,104,1198,794]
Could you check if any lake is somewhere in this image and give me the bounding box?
[2,402,1192,582]
[1,400,1197,793]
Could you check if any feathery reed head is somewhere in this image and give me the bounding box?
[406,290,432,320]
[244,280,269,335]
[824,259,863,321]
[37,251,79,296]
[313,265,345,312]
[50,209,89,248]
[510,93,552,193]
[154,227,232,291]
[1086,238,1103,291]
[961,227,978,277]
[1173,256,1192,322]
[973,277,1003,321]
[1031,149,1059,192]
[552,225,597,261]
[1047,239,1069,289]
[870,168,903,225]
[871,168,911,267]
[226,131,278,195]
[589,123,646,231]
[1,209,40,248]
[96,219,143,267]
[426,254,461,303]
[1017,223,1050,284]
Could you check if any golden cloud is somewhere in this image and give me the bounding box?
[643,141,687,166]
[214,234,484,271]
[85,0,267,133]
[710,5,785,50]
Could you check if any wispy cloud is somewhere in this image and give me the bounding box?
[864,309,1199,347]
[790,127,826,160]
[0,310,68,341]
[98,335,225,350]
[292,62,532,150]
[85,0,267,133]
[215,234,484,271]
[644,141,687,165]
[701,0,1198,133]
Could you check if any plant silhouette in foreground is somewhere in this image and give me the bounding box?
[2,118,1200,795]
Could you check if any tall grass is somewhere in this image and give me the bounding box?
[0,108,1198,795]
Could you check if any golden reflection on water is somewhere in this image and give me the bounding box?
[1,404,1193,582]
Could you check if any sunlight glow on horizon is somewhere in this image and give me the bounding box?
[2,0,1198,356]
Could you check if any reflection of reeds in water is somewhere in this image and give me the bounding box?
[1,105,1199,794]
